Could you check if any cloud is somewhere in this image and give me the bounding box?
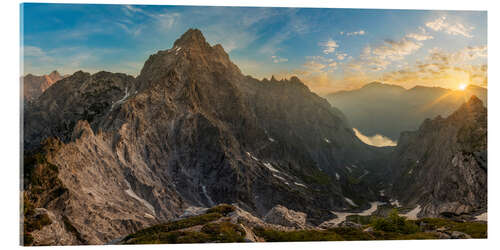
[271,55,288,63]
[353,128,397,147]
[380,45,487,88]
[336,53,348,60]
[372,38,423,60]
[155,12,180,30]
[425,17,474,38]
[406,27,434,41]
[23,46,46,57]
[303,60,326,73]
[406,33,434,41]
[341,30,366,36]
[320,39,339,54]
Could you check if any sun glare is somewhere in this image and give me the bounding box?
[458,83,468,91]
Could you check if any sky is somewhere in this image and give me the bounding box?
[21,3,487,94]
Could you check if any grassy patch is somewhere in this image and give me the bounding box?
[254,227,343,242]
[327,227,374,240]
[206,204,235,216]
[370,209,419,234]
[122,212,223,243]
[124,221,245,244]
[418,218,487,238]
[200,222,246,242]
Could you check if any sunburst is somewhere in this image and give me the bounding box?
[458,83,468,91]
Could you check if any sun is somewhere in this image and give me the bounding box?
[458,83,468,91]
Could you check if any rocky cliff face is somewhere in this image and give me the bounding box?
[389,96,487,218]
[22,70,66,102]
[23,29,387,245]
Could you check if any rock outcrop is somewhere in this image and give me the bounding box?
[389,96,487,218]
[263,205,308,229]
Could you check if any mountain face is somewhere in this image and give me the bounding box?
[22,70,66,102]
[389,96,487,218]
[23,29,388,245]
[325,82,487,141]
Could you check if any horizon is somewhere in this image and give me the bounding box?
[21,4,487,94]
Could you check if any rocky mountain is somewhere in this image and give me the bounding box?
[22,70,66,102]
[325,82,487,141]
[388,96,487,218]
[23,29,389,245]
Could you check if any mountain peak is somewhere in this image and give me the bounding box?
[465,95,484,110]
[173,28,209,49]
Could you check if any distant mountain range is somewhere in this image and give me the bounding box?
[325,82,487,141]
[22,70,67,102]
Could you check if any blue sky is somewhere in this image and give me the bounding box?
[21,3,487,93]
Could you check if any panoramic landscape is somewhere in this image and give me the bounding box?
[21,4,486,245]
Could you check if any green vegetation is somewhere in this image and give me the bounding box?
[123,205,239,244]
[346,214,373,225]
[206,204,236,216]
[200,222,246,242]
[371,209,419,234]
[419,217,487,238]
[124,220,245,244]
[122,204,486,244]
[254,227,343,242]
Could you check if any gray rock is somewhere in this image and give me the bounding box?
[264,205,308,229]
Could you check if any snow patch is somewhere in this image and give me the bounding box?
[359,169,369,179]
[294,182,307,188]
[111,87,130,110]
[390,199,402,207]
[124,181,156,216]
[273,174,286,182]
[322,202,384,227]
[263,162,280,173]
[246,152,259,161]
[344,198,358,207]
[475,212,487,221]
[401,205,421,220]
[201,185,215,207]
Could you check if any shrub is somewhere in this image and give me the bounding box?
[371,209,419,234]
[206,204,236,216]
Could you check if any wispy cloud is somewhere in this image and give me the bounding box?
[320,39,339,54]
[271,55,288,63]
[336,53,348,60]
[426,16,474,38]
[340,30,365,36]
[406,27,434,41]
